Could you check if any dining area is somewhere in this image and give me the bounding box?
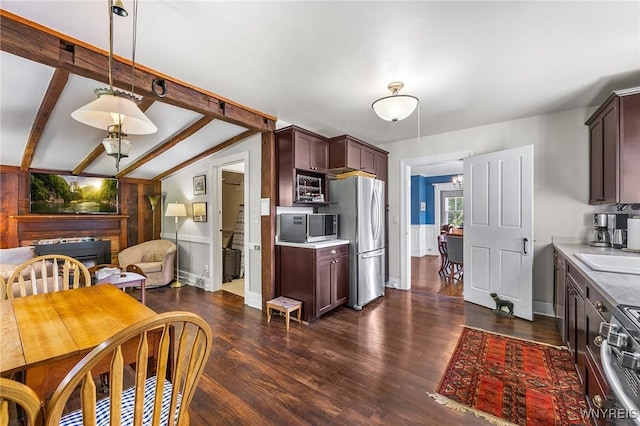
[438,225,464,281]
[0,252,212,425]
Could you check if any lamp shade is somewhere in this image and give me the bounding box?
[71,90,157,135]
[372,94,419,122]
[165,202,187,217]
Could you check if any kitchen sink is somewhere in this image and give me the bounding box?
[574,253,640,275]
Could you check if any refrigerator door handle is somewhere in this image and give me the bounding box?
[371,187,380,242]
[362,248,385,259]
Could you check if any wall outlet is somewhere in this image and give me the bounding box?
[204,265,208,273]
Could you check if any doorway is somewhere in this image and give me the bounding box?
[220,164,245,297]
[400,151,471,291]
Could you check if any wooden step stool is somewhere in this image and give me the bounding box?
[266,296,302,330]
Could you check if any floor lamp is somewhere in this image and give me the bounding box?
[165,202,187,288]
[147,195,161,238]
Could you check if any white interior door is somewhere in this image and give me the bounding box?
[463,145,534,320]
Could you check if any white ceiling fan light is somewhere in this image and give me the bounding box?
[372,82,419,124]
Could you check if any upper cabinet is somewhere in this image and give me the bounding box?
[586,89,640,205]
[328,135,388,177]
[276,126,329,206]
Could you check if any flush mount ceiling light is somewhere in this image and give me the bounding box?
[371,82,419,125]
[71,0,156,171]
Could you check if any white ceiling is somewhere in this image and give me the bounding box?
[1,1,639,178]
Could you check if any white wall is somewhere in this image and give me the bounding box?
[380,107,599,311]
[160,134,263,309]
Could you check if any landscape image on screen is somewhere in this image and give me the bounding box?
[30,173,118,214]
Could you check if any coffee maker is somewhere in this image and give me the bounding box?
[590,213,611,247]
[607,213,629,249]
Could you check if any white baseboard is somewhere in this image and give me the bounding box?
[533,300,555,318]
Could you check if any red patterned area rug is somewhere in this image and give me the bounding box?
[428,327,589,426]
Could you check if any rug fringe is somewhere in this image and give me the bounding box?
[460,325,568,350]
[427,392,517,426]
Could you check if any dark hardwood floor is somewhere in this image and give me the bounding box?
[142,280,562,425]
[411,254,463,297]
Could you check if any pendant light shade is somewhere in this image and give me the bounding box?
[102,135,131,158]
[372,82,419,123]
[72,88,157,135]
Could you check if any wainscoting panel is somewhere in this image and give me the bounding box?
[411,225,438,257]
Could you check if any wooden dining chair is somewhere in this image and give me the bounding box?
[45,311,213,426]
[0,275,6,301]
[0,378,44,426]
[446,235,464,280]
[5,254,91,299]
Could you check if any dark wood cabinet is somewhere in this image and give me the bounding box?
[553,249,567,342]
[586,89,640,204]
[276,125,329,206]
[566,267,586,384]
[328,135,387,176]
[277,243,348,322]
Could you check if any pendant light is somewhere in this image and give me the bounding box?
[372,82,419,125]
[71,0,157,170]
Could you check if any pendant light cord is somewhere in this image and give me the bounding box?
[131,0,138,95]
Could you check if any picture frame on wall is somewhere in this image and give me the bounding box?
[193,175,206,195]
[192,202,207,222]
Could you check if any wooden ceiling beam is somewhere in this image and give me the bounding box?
[20,68,69,171]
[0,10,276,133]
[115,116,215,178]
[72,99,155,175]
[153,129,258,181]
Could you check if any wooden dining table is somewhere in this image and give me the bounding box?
[0,284,157,402]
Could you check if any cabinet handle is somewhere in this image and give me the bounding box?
[592,395,604,409]
[594,335,603,347]
[595,301,604,312]
[330,249,336,255]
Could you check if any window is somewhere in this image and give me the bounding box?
[441,190,463,227]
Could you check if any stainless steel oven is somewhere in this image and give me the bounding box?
[600,305,640,425]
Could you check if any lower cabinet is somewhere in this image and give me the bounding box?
[277,243,348,322]
[556,247,614,420]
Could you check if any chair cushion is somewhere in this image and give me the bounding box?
[141,251,155,262]
[59,376,181,426]
[137,261,163,274]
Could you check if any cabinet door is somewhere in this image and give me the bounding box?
[346,141,363,170]
[310,138,328,172]
[333,253,349,307]
[316,259,333,316]
[360,146,375,173]
[293,132,313,171]
[589,100,619,204]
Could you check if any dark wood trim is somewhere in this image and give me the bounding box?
[261,131,277,309]
[21,68,69,171]
[115,116,215,178]
[0,10,276,132]
[153,129,258,181]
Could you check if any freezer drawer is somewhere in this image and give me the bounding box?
[352,248,385,310]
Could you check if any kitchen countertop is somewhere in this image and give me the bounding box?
[552,241,640,307]
[275,239,350,249]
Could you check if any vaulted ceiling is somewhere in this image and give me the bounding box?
[1,2,639,180]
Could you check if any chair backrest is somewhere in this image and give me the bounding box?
[45,311,213,426]
[0,275,5,301]
[447,235,463,264]
[0,378,43,426]
[6,254,91,299]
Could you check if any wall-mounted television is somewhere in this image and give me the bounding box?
[29,173,118,214]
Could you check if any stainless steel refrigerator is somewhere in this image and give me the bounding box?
[320,176,385,310]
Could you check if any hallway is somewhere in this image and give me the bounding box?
[411,255,463,297]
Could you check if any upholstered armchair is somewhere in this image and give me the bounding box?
[117,240,176,288]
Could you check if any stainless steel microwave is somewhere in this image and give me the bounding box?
[279,213,337,243]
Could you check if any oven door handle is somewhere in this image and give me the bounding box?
[600,339,640,425]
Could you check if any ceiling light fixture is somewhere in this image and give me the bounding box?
[71,0,156,171]
[371,82,419,125]
[452,174,464,189]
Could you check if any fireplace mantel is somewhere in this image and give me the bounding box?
[9,215,128,263]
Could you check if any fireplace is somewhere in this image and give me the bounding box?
[34,240,111,265]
